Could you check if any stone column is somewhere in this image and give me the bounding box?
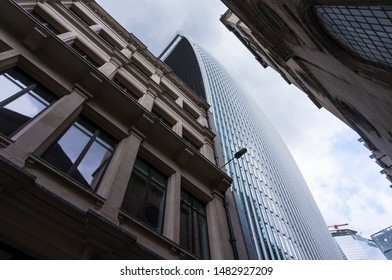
[1,88,88,166]
[206,191,233,259]
[139,89,157,111]
[162,171,181,242]
[98,61,118,78]
[96,128,144,224]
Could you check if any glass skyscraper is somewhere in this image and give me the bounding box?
[371,225,392,259]
[161,34,341,260]
[332,229,387,260]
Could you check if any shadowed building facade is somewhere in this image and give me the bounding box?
[0,0,243,260]
[221,0,392,187]
[161,34,341,259]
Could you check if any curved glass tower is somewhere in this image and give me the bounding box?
[161,34,341,260]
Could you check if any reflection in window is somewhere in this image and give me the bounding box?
[0,68,57,137]
[314,5,392,68]
[180,190,210,259]
[121,158,167,232]
[42,116,116,190]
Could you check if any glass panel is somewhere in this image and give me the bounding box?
[72,138,113,186]
[150,169,166,186]
[0,71,56,137]
[144,182,165,231]
[199,215,210,259]
[314,5,392,69]
[133,157,149,176]
[0,74,24,102]
[58,122,91,163]
[122,173,148,217]
[180,203,192,250]
[5,90,50,118]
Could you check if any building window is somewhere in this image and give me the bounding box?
[182,129,202,151]
[121,157,167,232]
[180,189,210,259]
[97,30,121,50]
[314,5,392,69]
[41,116,116,190]
[30,11,61,35]
[0,68,57,137]
[68,4,95,26]
[112,77,139,100]
[152,108,175,129]
[71,44,101,68]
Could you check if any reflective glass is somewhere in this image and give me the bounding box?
[122,174,148,217]
[0,75,24,101]
[0,69,56,137]
[121,158,167,232]
[42,116,116,189]
[5,90,50,118]
[314,5,392,68]
[74,139,112,185]
[57,123,91,166]
[180,190,210,259]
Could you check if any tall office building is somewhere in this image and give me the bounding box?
[0,0,239,259]
[332,229,387,260]
[161,34,341,259]
[371,225,392,259]
[221,1,392,186]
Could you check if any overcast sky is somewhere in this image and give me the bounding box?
[97,0,392,238]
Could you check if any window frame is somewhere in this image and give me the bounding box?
[180,189,210,259]
[41,115,117,191]
[0,67,58,138]
[121,157,168,233]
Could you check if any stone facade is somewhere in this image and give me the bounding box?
[221,0,392,186]
[0,0,244,259]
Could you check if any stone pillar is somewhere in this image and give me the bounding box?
[139,89,157,111]
[206,191,232,259]
[1,89,88,166]
[98,61,117,78]
[97,129,144,224]
[163,171,181,242]
[173,121,183,136]
[202,138,215,163]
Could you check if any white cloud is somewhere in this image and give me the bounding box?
[97,0,392,240]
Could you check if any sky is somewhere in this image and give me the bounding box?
[96,0,392,238]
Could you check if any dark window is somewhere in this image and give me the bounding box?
[97,30,121,50]
[30,11,60,35]
[69,5,95,26]
[180,189,210,259]
[121,158,167,232]
[152,110,174,129]
[71,44,101,68]
[183,102,199,120]
[112,78,139,100]
[42,116,116,190]
[0,68,57,137]
[314,5,392,69]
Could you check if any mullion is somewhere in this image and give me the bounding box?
[0,84,36,108]
[68,128,100,177]
[140,167,152,221]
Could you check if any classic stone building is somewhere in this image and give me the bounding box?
[0,0,244,259]
[221,0,392,186]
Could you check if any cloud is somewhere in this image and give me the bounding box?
[97,0,392,240]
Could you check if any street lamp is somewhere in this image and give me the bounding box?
[220,148,247,169]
